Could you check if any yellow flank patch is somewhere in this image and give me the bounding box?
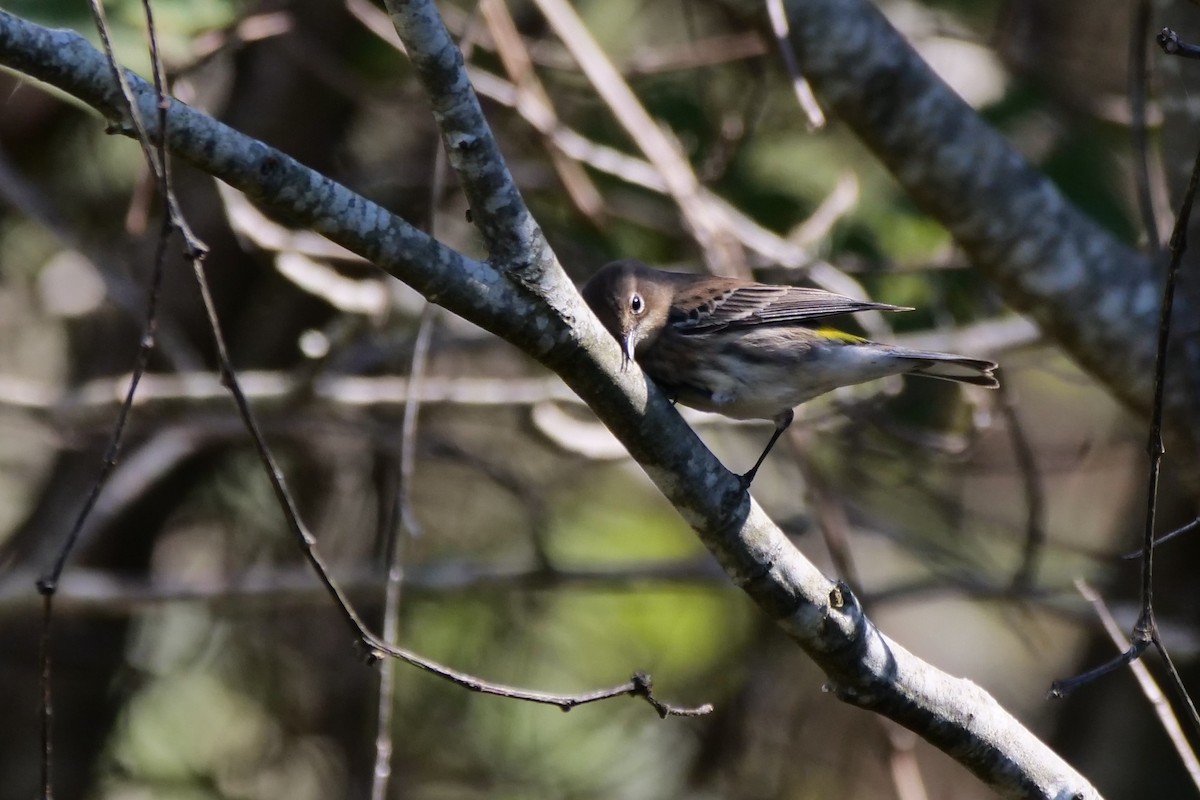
[815,327,865,344]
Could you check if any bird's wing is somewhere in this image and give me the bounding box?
[671,283,908,333]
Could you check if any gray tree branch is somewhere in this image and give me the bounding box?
[0,7,1098,798]
[769,0,1190,445]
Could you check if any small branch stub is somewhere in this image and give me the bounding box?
[1158,28,1200,60]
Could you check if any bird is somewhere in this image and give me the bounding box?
[581,259,999,488]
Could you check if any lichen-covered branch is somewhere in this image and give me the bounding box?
[772,0,1186,431]
[381,0,557,285]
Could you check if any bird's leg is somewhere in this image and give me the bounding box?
[738,409,794,491]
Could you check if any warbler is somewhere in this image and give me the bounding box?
[582,259,999,488]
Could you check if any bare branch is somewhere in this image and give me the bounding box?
[530,0,746,276]
[381,0,556,282]
[765,0,824,129]
[1075,579,1200,791]
[771,0,1164,426]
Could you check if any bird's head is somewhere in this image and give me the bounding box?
[581,260,673,370]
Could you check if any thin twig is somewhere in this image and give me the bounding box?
[1122,516,1200,557]
[617,33,766,76]
[38,597,51,800]
[765,0,824,129]
[697,58,769,184]
[1150,628,1200,745]
[885,727,931,800]
[37,1,181,792]
[371,198,444,800]
[1130,1,1161,252]
[1051,69,1200,706]
[529,0,745,276]
[371,641,712,713]
[1075,579,1200,791]
[0,372,580,417]
[1,557,729,615]
[369,11,475,779]
[479,0,605,223]
[34,224,172,593]
[371,306,436,800]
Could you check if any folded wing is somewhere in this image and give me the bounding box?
[672,283,909,333]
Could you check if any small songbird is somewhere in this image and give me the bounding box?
[582,259,999,488]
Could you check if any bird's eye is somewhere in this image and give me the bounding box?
[630,293,644,315]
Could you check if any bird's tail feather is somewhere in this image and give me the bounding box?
[901,351,999,388]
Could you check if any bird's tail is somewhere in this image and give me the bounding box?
[901,351,999,388]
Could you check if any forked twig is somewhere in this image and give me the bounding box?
[529,0,746,276]
[1074,579,1200,790]
[37,0,182,793]
[1050,32,1200,736]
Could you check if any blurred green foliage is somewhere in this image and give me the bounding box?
[8,0,238,72]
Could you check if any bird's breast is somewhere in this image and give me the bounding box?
[637,327,831,420]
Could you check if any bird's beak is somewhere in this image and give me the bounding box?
[620,332,637,371]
